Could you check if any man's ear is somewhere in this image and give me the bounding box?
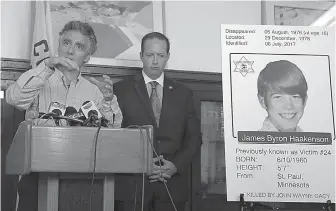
[166,52,170,62]
[139,52,143,61]
[84,54,91,63]
[303,94,308,108]
[258,94,267,110]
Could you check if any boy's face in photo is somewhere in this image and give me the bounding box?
[259,91,307,132]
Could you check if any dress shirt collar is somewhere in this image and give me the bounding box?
[54,68,83,87]
[142,70,164,87]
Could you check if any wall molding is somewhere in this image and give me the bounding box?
[1,57,221,83]
[1,58,223,101]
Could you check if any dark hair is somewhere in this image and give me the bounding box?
[59,20,97,54]
[257,60,308,100]
[141,32,170,54]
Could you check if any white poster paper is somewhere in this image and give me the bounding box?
[221,24,335,203]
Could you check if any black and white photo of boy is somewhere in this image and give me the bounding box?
[257,60,308,132]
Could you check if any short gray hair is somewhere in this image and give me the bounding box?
[59,20,97,54]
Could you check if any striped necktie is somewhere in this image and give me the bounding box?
[149,81,161,126]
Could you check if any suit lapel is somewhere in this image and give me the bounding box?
[133,73,157,126]
[160,77,176,124]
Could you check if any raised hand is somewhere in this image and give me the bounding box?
[45,56,80,82]
[45,56,79,72]
[87,75,114,101]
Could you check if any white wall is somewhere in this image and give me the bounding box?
[262,0,335,25]
[1,1,33,59]
[0,1,261,73]
[164,1,261,72]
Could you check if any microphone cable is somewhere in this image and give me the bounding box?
[36,112,67,126]
[142,126,177,211]
[126,125,146,211]
[126,125,177,211]
[89,118,102,211]
[36,112,56,125]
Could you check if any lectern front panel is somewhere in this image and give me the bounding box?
[30,126,153,174]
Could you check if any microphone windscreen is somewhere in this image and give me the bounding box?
[48,102,66,115]
[82,101,91,106]
[52,109,62,116]
[80,101,102,118]
[88,110,98,117]
[64,106,77,117]
[50,109,62,126]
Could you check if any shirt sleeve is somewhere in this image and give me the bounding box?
[94,87,123,128]
[100,97,123,128]
[5,61,54,110]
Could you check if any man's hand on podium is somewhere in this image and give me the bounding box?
[148,156,177,183]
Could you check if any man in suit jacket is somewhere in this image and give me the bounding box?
[114,32,202,211]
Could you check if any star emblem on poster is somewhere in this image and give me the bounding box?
[233,56,254,77]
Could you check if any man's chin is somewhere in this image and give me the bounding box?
[147,73,161,80]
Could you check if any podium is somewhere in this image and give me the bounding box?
[6,121,154,211]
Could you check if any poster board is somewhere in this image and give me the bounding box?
[221,24,335,203]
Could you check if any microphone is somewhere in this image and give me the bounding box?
[48,102,66,126]
[65,107,86,121]
[88,110,98,118]
[37,110,84,125]
[80,101,102,119]
[86,111,109,127]
[83,109,99,127]
[64,106,83,126]
[64,106,77,117]
[48,102,66,115]
[51,108,62,116]
[51,108,62,126]
[80,101,109,127]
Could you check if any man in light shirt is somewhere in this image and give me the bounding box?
[6,20,122,211]
[114,32,202,211]
[6,20,122,127]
